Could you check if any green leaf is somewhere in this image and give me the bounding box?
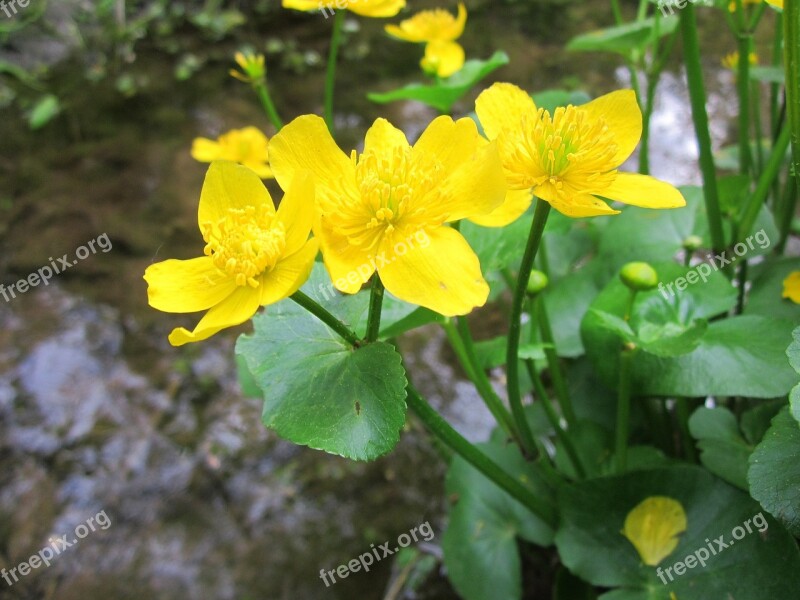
[28,94,61,130]
[542,265,605,357]
[744,256,800,325]
[750,65,785,83]
[688,407,752,490]
[235,353,261,399]
[581,262,797,397]
[596,186,710,276]
[461,209,533,273]
[443,440,554,600]
[554,567,598,600]
[367,51,509,114]
[531,89,592,113]
[555,466,800,599]
[566,16,679,56]
[236,268,408,460]
[748,407,800,537]
[788,326,800,423]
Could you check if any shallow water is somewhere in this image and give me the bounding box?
[0,1,776,597]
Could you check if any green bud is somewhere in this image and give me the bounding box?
[683,235,703,252]
[526,270,549,295]
[619,262,658,292]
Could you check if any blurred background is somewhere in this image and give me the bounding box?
[0,0,777,598]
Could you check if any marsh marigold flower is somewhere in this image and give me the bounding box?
[476,83,686,217]
[385,3,467,42]
[191,127,273,179]
[782,271,800,303]
[269,114,508,316]
[386,3,467,78]
[144,161,318,346]
[622,496,687,566]
[230,51,266,84]
[283,0,405,18]
[421,40,465,78]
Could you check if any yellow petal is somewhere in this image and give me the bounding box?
[475,82,537,141]
[622,496,687,566]
[378,226,488,316]
[782,271,800,303]
[144,256,237,313]
[766,0,783,8]
[268,114,357,202]
[191,138,222,162]
[470,189,532,227]
[277,171,316,256]
[317,221,374,294]
[364,118,411,163]
[168,285,261,346]
[347,0,406,18]
[282,0,323,11]
[452,3,467,39]
[412,115,482,176]
[601,173,686,209]
[260,239,319,305]
[197,161,275,232]
[437,141,507,222]
[421,40,465,78]
[545,193,620,218]
[243,162,274,179]
[580,90,642,166]
[385,2,466,42]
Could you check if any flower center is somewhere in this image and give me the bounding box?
[503,105,620,194]
[322,146,442,252]
[202,204,285,287]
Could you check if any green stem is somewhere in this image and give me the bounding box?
[405,384,557,527]
[324,9,346,134]
[447,318,519,445]
[739,124,791,239]
[680,5,726,253]
[737,33,754,176]
[527,360,586,479]
[536,297,577,427]
[778,174,798,253]
[255,82,284,131]
[611,0,623,24]
[771,13,784,137]
[506,199,551,456]
[456,318,520,441]
[291,290,361,347]
[365,276,384,343]
[785,0,800,182]
[615,347,635,474]
[639,72,658,175]
[752,80,765,177]
[675,398,697,462]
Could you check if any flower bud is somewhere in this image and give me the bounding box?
[526,270,549,295]
[619,262,658,292]
[683,235,703,252]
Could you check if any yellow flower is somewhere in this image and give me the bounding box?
[421,40,465,78]
[475,83,686,218]
[766,0,783,7]
[782,271,800,303]
[268,114,509,316]
[283,0,405,18]
[721,51,758,70]
[728,0,763,11]
[385,3,467,43]
[144,161,318,346]
[622,496,687,566]
[191,127,273,179]
[230,51,265,84]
